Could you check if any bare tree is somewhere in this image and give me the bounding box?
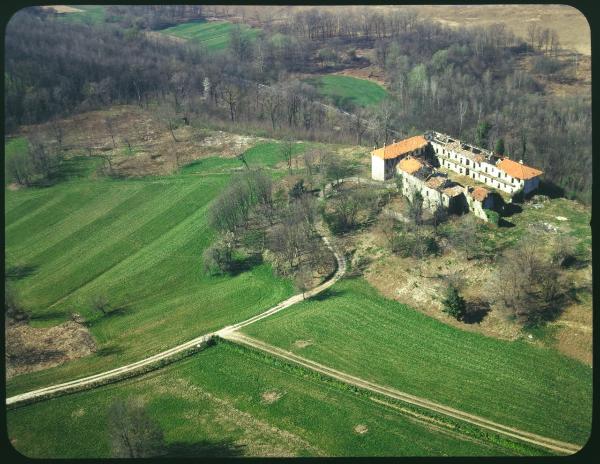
[105,117,117,149]
[108,398,165,458]
[280,138,295,174]
[91,294,110,316]
[295,265,313,299]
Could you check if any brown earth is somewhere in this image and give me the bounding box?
[40,5,84,14]
[515,52,591,98]
[333,185,592,364]
[404,4,590,56]
[5,320,96,379]
[17,105,267,177]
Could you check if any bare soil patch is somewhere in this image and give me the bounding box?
[293,339,313,349]
[514,53,590,98]
[261,390,283,404]
[5,320,96,379]
[403,4,590,56]
[40,5,84,14]
[353,424,368,434]
[16,106,267,178]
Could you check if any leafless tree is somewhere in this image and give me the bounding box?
[108,398,165,458]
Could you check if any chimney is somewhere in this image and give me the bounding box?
[519,159,523,164]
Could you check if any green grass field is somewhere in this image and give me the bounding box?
[160,20,259,52]
[242,278,592,446]
[5,150,294,396]
[181,142,309,175]
[304,75,388,109]
[4,136,28,185]
[7,342,543,458]
[59,5,107,25]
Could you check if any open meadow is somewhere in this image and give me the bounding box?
[7,341,547,458]
[5,142,300,396]
[241,278,592,447]
[160,20,259,52]
[304,75,388,110]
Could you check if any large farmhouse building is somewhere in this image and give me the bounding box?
[429,131,543,196]
[371,135,429,181]
[371,131,543,221]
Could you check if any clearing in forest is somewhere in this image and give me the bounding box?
[304,75,388,110]
[160,20,259,52]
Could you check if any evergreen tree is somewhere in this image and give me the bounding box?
[442,286,467,321]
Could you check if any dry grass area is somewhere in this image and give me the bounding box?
[275,5,590,55]
[163,377,322,456]
[17,105,266,177]
[40,5,84,14]
[394,4,590,56]
[515,52,591,97]
[354,221,522,342]
[5,320,96,379]
[333,188,592,365]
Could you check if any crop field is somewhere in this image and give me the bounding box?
[160,20,259,52]
[304,75,388,109]
[241,278,592,446]
[5,150,295,396]
[7,341,545,458]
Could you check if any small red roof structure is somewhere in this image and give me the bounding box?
[470,186,490,202]
[497,158,543,180]
[371,135,428,160]
[397,156,424,175]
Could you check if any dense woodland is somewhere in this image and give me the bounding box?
[5,6,591,202]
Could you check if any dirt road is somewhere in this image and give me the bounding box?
[6,222,345,408]
[219,331,581,455]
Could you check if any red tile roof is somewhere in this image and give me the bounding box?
[397,156,424,175]
[471,187,490,202]
[497,158,543,180]
[371,135,428,160]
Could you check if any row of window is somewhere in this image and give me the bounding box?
[435,146,521,186]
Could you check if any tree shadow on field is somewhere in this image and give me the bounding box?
[5,264,38,280]
[103,306,128,318]
[462,300,491,324]
[164,440,246,457]
[29,310,66,323]
[228,254,264,276]
[96,345,124,357]
[502,203,522,217]
[498,218,515,228]
[310,287,345,301]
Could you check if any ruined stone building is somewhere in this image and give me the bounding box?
[371,131,543,221]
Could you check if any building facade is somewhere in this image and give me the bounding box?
[370,131,544,221]
[371,135,428,181]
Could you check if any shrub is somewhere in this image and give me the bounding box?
[442,286,467,321]
[484,209,500,226]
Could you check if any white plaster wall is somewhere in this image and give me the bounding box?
[371,155,386,181]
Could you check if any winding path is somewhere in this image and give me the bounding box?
[5,184,582,455]
[219,332,581,455]
[5,222,346,408]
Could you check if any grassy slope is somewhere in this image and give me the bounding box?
[304,75,388,108]
[181,142,310,174]
[60,5,107,25]
[4,137,28,184]
[7,342,539,458]
[242,278,592,445]
[5,153,293,395]
[160,20,259,52]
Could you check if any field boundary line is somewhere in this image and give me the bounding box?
[219,331,581,456]
[5,218,345,408]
